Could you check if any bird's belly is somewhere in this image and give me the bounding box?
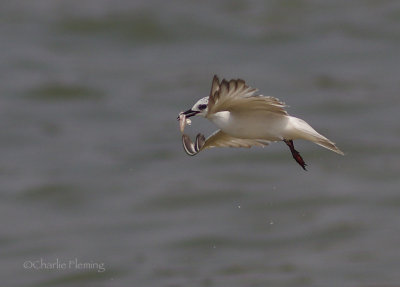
[210,111,289,141]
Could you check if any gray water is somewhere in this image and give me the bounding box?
[1,1,400,286]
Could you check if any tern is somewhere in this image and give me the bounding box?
[178,75,343,170]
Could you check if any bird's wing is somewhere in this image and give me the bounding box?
[204,130,270,149]
[207,75,288,116]
[182,130,269,156]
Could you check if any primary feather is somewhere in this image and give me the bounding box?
[207,75,288,116]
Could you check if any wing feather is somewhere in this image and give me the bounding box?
[204,130,270,149]
[182,130,269,156]
[207,76,288,116]
[208,75,220,109]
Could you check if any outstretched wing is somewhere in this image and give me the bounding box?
[203,130,270,149]
[207,75,288,116]
[182,130,270,156]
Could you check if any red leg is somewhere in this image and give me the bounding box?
[283,139,307,170]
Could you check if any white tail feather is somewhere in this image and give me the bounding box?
[288,117,344,155]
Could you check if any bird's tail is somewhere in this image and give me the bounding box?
[288,116,344,155]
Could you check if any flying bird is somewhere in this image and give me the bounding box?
[178,75,343,170]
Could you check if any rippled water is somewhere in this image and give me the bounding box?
[1,1,400,286]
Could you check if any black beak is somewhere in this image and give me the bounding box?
[177,109,199,120]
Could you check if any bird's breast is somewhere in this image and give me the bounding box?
[208,111,232,130]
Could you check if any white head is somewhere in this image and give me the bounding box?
[180,97,209,118]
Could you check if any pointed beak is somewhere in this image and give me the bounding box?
[177,109,199,120]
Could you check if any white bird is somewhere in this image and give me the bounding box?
[178,75,343,170]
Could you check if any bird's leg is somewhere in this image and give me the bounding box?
[283,139,307,170]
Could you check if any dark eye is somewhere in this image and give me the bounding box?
[198,104,207,110]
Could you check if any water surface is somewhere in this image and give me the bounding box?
[1,1,400,286]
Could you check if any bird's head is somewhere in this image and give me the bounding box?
[179,97,209,119]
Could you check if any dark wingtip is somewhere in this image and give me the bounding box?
[182,133,205,156]
[182,134,197,156]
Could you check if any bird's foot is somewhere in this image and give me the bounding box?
[283,139,307,170]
